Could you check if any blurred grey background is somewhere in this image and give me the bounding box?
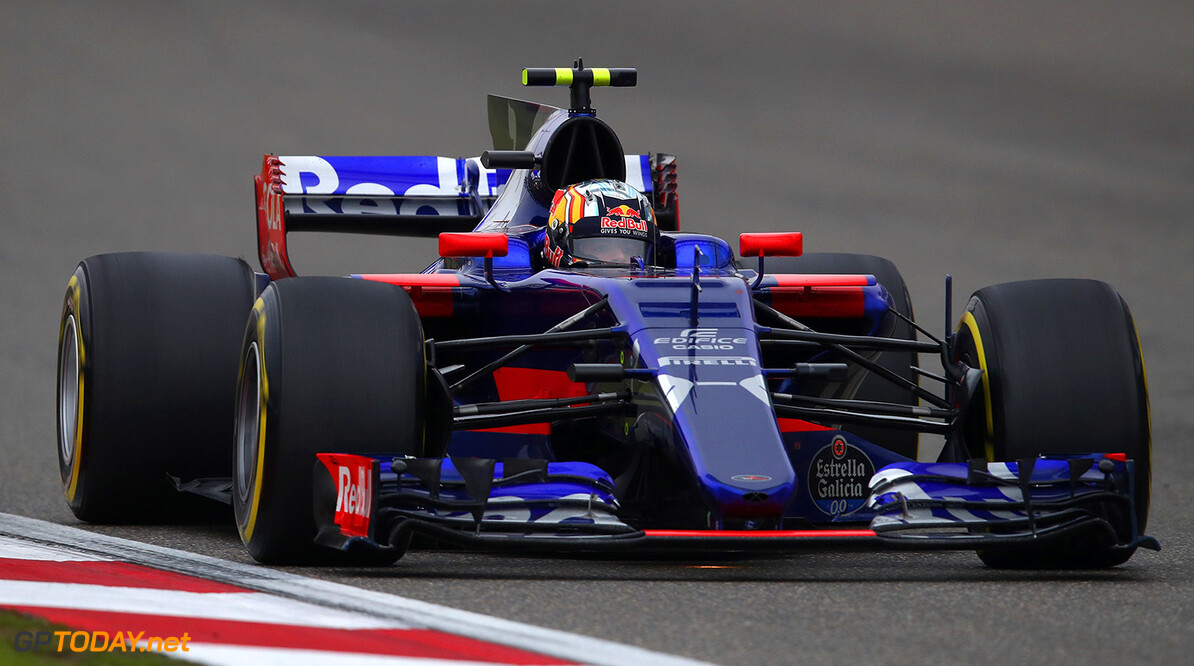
[2,2,1192,664]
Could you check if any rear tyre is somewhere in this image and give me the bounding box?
[765,253,920,459]
[954,279,1150,568]
[57,252,256,523]
[234,277,427,564]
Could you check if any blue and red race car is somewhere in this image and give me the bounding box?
[57,62,1156,569]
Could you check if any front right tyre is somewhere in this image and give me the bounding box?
[954,279,1150,568]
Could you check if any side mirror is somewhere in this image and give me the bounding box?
[739,232,803,258]
[439,232,509,259]
[739,232,803,290]
[439,232,509,291]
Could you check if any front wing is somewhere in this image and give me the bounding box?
[312,453,1158,558]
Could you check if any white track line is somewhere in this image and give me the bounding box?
[175,643,517,666]
[0,535,111,561]
[0,582,404,628]
[0,513,714,666]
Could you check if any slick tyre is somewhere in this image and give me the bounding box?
[955,279,1150,568]
[57,252,256,523]
[234,277,427,565]
[765,253,920,459]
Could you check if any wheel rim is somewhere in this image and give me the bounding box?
[235,342,261,503]
[58,314,80,466]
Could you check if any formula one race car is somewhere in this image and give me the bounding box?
[56,61,1157,569]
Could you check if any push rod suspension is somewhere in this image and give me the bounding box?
[435,327,616,353]
[754,300,951,409]
[447,298,611,392]
[771,391,956,419]
[760,327,940,353]
[453,402,629,430]
[772,404,953,434]
[454,391,625,417]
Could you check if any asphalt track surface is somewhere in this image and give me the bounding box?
[3,1,1192,664]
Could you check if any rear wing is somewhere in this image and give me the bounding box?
[254,153,655,278]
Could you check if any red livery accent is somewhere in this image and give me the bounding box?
[408,287,454,318]
[777,418,835,433]
[763,275,871,318]
[644,529,878,538]
[357,273,463,286]
[769,274,872,287]
[767,285,866,318]
[475,367,589,435]
[358,274,461,317]
[316,453,377,539]
[494,367,589,402]
[739,232,803,257]
[1104,453,1129,462]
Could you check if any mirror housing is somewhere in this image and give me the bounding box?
[439,232,509,259]
[739,232,803,258]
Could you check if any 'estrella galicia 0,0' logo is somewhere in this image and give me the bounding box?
[809,436,874,516]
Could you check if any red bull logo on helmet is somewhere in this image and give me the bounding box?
[600,205,648,235]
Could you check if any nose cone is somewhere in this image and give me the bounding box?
[704,471,796,527]
[657,372,797,525]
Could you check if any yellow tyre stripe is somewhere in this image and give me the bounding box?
[66,379,84,501]
[64,276,84,503]
[242,300,269,542]
[960,311,996,461]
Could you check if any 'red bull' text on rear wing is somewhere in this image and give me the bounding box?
[254,153,654,279]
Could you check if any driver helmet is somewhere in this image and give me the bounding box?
[544,179,659,268]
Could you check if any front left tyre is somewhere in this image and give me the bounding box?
[233,277,428,564]
[57,252,256,522]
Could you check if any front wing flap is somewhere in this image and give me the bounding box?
[865,455,1158,553]
[313,454,635,556]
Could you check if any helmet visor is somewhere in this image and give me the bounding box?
[570,237,651,265]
